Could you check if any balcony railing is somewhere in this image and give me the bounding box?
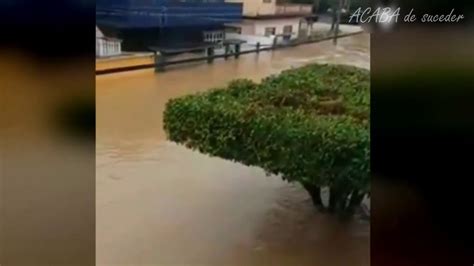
[275,4,312,16]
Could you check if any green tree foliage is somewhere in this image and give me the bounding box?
[164,64,370,216]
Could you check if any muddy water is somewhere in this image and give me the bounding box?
[96,33,370,266]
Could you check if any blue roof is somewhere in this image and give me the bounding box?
[96,0,243,29]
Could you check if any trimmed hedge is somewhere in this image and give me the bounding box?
[164,64,370,215]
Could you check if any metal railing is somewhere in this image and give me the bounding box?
[96,30,364,75]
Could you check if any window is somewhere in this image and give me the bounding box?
[225,26,242,34]
[204,30,224,44]
[283,25,293,36]
[264,27,276,36]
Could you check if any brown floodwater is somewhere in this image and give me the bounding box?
[96,33,370,266]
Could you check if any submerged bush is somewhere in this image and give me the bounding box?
[164,64,370,216]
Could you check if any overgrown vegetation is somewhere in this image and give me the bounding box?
[164,64,370,216]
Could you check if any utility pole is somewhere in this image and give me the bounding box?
[333,0,343,45]
[309,0,320,38]
[330,0,337,31]
[313,0,320,14]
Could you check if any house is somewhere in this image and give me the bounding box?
[225,0,316,46]
[96,0,243,52]
[96,26,122,57]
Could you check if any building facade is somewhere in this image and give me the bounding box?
[224,0,314,45]
[226,0,312,18]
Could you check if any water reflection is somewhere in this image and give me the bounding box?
[96,34,370,266]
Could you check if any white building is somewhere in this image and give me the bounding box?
[96,26,122,57]
[225,0,314,46]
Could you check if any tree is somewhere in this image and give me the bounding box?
[164,64,370,217]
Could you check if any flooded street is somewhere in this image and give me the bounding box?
[96,33,370,266]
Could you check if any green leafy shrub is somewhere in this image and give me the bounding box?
[164,64,370,216]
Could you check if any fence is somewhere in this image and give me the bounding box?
[95,30,364,75]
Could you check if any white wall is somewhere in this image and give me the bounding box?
[226,18,305,46]
[226,33,274,46]
[252,18,301,40]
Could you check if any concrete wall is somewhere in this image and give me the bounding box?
[226,33,274,46]
[226,18,303,46]
[96,53,155,71]
[252,18,301,39]
[239,22,256,35]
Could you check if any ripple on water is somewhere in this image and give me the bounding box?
[96,33,370,266]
